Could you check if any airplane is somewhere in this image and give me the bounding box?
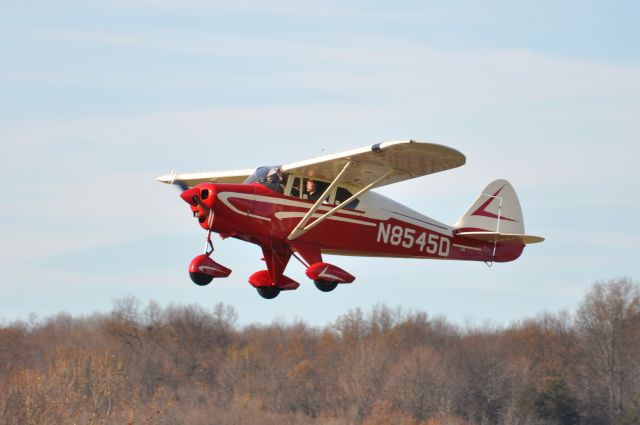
[157,140,543,299]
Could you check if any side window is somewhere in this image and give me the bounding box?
[288,176,301,198]
[303,179,329,202]
[335,187,359,209]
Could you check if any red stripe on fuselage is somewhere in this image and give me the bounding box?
[202,183,523,262]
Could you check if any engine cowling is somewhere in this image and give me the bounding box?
[180,184,217,227]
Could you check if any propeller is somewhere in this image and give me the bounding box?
[167,170,190,191]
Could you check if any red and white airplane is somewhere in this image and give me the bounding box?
[157,140,543,299]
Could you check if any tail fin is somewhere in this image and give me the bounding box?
[454,179,544,244]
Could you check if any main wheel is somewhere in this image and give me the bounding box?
[314,279,338,292]
[189,272,213,286]
[257,286,280,299]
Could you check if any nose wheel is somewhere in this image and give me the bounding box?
[188,215,232,285]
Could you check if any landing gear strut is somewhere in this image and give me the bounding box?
[188,213,232,285]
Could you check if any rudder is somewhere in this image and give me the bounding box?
[454,179,525,235]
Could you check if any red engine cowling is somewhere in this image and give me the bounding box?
[180,184,217,228]
[305,262,355,284]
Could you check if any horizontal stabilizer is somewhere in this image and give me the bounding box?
[456,231,545,244]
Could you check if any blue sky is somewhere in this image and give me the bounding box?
[2,1,639,326]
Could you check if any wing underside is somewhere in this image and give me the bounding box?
[282,140,465,189]
[156,140,465,190]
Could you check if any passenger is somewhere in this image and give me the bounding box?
[306,180,320,201]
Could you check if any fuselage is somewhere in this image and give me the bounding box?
[185,182,524,263]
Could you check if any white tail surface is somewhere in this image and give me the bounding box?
[454,179,544,244]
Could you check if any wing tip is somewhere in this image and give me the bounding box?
[156,171,177,184]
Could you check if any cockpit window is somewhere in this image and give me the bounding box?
[336,187,360,209]
[245,169,359,208]
[244,165,287,194]
[304,179,329,202]
[244,166,271,184]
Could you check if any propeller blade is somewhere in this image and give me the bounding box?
[175,180,189,191]
[158,170,190,191]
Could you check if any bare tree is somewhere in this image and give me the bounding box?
[384,346,453,421]
[576,277,640,424]
[2,281,640,425]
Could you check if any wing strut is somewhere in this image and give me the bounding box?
[288,168,394,241]
[287,161,353,240]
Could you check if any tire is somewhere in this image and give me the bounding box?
[314,279,338,292]
[189,272,213,286]
[257,286,280,299]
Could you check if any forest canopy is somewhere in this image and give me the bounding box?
[1,277,639,425]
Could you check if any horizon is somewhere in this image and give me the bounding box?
[3,276,632,331]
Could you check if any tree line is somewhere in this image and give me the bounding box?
[1,277,639,425]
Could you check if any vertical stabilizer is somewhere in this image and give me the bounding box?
[454,179,525,234]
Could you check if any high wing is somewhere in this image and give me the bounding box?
[156,140,465,189]
[282,140,465,189]
[156,168,256,187]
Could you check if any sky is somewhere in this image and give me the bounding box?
[1,1,639,327]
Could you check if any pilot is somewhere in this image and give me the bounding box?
[306,180,320,201]
[265,168,285,193]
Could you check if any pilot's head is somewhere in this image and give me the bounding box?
[306,180,316,193]
[267,171,280,183]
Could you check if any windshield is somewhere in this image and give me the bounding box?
[243,166,272,184]
[244,165,287,193]
[245,168,359,207]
